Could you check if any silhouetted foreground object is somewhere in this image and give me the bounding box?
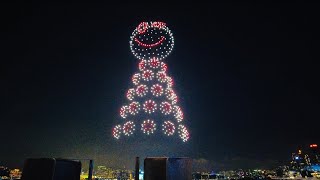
[135,157,140,180]
[144,157,192,180]
[21,158,81,180]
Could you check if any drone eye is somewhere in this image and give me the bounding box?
[137,22,149,34]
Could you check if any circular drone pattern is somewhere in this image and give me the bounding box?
[160,101,172,115]
[141,120,156,135]
[130,22,174,61]
[132,73,141,85]
[143,100,157,114]
[142,70,154,81]
[128,101,140,115]
[139,60,147,71]
[162,121,175,136]
[126,88,135,101]
[123,121,135,136]
[151,84,164,97]
[178,125,189,142]
[119,105,128,119]
[136,84,148,97]
[112,125,122,139]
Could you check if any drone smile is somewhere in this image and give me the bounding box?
[134,36,166,47]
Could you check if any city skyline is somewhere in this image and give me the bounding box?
[2,3,320,170]
[0,143,318,173]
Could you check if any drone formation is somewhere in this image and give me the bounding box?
[112,21,190,142]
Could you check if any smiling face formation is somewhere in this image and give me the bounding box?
[130,22,174,61]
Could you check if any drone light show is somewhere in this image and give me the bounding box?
[112,21,189,142]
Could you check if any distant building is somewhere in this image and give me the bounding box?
[0,166,10,178]
[307,144,319,164]
[81,165,134,180]
[10,168,22,179]
[289,144,320,177]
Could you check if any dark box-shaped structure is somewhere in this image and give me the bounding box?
[144,157,192,180]
[21,158,81,180]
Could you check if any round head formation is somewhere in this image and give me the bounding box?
[130,22,174,61]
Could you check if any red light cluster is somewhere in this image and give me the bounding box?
[134,36,166,47]
[137,22,148,34]
[151,22,166,29]
[310,144,318,148]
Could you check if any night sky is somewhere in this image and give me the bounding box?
[2,3,320,170]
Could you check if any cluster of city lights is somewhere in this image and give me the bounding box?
[112,125,122,139]
[162,121,175,136]
[160,101,172,115]
[123,121,135,136]
[129,21,174,61]
[178,124,189,142]
[141,119,156,135]
[151,84,164,97]
[143,100,157,114]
